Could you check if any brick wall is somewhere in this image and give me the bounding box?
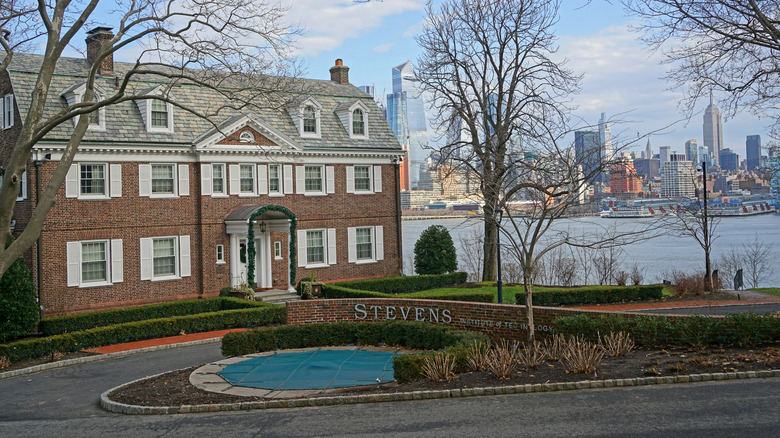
[287,298,668,340]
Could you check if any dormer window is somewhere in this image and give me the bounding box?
[352,109,365,136]
[61,82,106,131]
[303,106,317,134]
[151,99,169,129]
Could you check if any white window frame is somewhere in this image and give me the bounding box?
[140,235,191,282]
[346,165,382,195]
[238,163,257,197]
[274,241,282,260]
[78,163,108,198]
[296,165,334,196]
[268,164,283,196]
[66,163,121,199]
[147,98,174,133]
[16,170,27,201]
[297,228,337,268]
[150,163,177,198]
[304,165,324,194]
[348,226,384,264]
[3,94,14,130]
[66,239,123,288]
[212,163,227,197]
[351,108,368,139]
[216,244,226,264]
[301,105,321,138]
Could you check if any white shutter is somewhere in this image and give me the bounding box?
[375,226,384,261]
[297,230,307,267]
[283,165,293,194]
[0,96,4,129]
[138,164,151,197]
[346,166,355,194]
[229,164,240,195]
[4,95,12,128]
[257,165,268,195]
[65,164,79,198]
[178,164,189,196]
[296,166,305,194]
[347,227,357,263]
[373,166,382,193]
[67,242,80,287]
[110,164,122,197]
[140,238,152,280]
[326,166,335,194]
[327,228,337,265]
[111,239,123,283]
[179,235,191,277]
[201,164,212,196]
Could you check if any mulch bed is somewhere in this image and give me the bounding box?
[110,344,780,407]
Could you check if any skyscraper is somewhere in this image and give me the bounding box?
[719,148,739,171]
[746,135,761,171]
[598,112,613,164]
[645,137,653,160]
[387,61,428,189]
[575,130,602,183]
[661,160,696,198]
[685,139,698,164]
[702,92,724,166]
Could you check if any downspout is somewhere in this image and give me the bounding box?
[394,157,403,276]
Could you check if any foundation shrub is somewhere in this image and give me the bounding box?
[321,285,492,303]
[515,285,663,306]
[220,321,489,383]
[39,297,264,336]
[554,313,780,347]
[0,248,39,342]
[0,305,285,362]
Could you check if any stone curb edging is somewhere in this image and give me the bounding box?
[0,337,223,381]
[99,368,780,415]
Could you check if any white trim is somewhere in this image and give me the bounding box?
[179,235,191,278]
[66,242,81,287]
[346,166,355,194]
[201,163,213,196]
[347,225,382,264]
[257,164,268,195]
[373,166,382,193]
[216,244,226,264]
[297,229,307,268]
[229,164,240,195]
[111,239,124,283]
[4,94,13,130]
[67,239,121,288]
[138,164,151,197]
[141,235,186,281]
[238,163,257,197]
[16,170,27,201]
[283,165,294,195]
[140,238,152,280]
[274,241,283,260]
[178,164,189,196]
[142,98,175,134]
[327,228,337,266]
[326,166,335,194]
[149,163,178,198]
[302,165,327,196]
[65,164,79,198]
[268,164,282,196]
[109,164,122,197]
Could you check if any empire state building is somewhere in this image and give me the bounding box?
[702,92,724,166]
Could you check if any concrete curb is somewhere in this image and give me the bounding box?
[99,368,780,415]
[0,337,222,380]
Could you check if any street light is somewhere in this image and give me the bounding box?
[496,209,503,304]
[698,161,711,291]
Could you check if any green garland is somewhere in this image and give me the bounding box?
[246,205,297,288]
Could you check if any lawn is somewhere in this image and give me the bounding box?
[411,283,667,304]
[750,288,780,298]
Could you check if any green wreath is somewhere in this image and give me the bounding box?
[246,205,297,288]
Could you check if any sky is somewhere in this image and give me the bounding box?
[284,0,768,158]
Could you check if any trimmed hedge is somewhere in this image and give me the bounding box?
[39,297,264,336]
[321,284,493,303]
[554,313,780,347]
[515,285,663,306]
[0,304,286,362]
[221,320,489,383]
[332,272,468,294]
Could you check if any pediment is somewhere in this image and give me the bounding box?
[193,114,301,150]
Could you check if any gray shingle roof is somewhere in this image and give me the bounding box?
[8,53,401,151]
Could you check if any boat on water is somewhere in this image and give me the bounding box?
[600,207,655,218]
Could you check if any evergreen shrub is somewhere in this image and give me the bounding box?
[0,250,39,342]
[515,285,663,306]
[413,225,458,275]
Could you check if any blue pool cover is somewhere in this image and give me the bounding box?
[218,349,400,390]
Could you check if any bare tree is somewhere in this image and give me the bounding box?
[0,0,300,278]
[592,246,625,286]
[415,0,579,283]
[623,0,780,138]
[740,235,775,288]
[458,226,484,282]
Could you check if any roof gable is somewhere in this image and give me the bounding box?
[193,114,301,150]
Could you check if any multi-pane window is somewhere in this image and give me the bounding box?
[269,164,281,194]
[151,164,175,194]
[81,241,107,283]
[151,99,169,128]
[303,106,317,133]
[306,230,324,264]
[80,164,106,195]
[355,228,372,260]
[304,166,323,192]
[240,164,254,193]
[354,166,371,192]
[153,238,176,277]
[274,241,282,259]
[216,244,225,263]
[212,164,225,194]
[352,109,365,135]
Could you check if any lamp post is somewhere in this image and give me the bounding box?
[700,161,711,291]
[496,209,503,304]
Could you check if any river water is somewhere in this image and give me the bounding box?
[401,214,780,287]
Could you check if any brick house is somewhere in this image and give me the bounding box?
[1,29,404,316]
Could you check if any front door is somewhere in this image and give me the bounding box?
[232,236,272,289]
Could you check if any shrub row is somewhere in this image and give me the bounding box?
[515,285,663,306]
[1,304,286,362]
[321,284,492,303]
[332,272,468,294]
[39,297,264,336]
[220,320,489,383]
[554,313,780,347]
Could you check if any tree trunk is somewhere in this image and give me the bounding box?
[523,270,535,343]
[482,206,497,282]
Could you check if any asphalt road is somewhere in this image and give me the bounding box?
[633,303,780,315]
[1,342,779,437]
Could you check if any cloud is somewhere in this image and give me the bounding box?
[373,42,396,53]
[285,0,424,57]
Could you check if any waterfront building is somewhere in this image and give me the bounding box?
[610,158,642,198]
[661,160,696,197]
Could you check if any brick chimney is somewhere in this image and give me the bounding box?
[329,59,349,84]
[86,27,114,76]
